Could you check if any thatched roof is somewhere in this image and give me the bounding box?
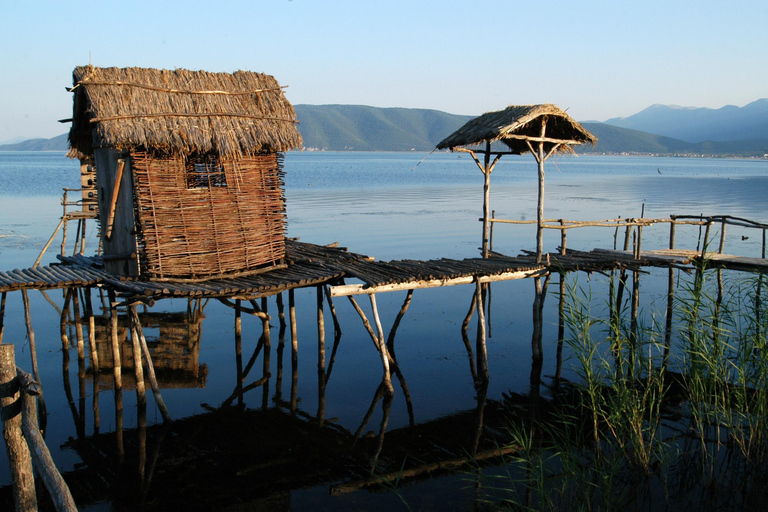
[68,66,303,159]
[436,104,596,155]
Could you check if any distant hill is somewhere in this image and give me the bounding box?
[295,104,472,151]
[2,104,766,156]
[603,99,768,143]
[579,122,768,157]
[0,133,69,151]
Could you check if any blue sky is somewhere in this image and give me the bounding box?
[2,0,766,141]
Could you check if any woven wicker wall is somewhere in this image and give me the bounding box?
[130,151,286,280]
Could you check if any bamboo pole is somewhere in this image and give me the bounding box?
[0,344,37,512]
[129,306,172,422]
[482,142,491,258]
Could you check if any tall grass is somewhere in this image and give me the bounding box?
[478,266,768,511]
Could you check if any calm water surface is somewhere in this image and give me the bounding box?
[0,151,767,510]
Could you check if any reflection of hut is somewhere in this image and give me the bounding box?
[93,304,207,388]
[67,66,303,280]
[437,104,596,260]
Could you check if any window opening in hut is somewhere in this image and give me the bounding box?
[186,155,228,189]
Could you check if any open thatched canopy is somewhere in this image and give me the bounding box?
[68,66,303,159]
[436,104,596,155]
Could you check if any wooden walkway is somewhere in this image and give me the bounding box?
[1,241,766,299]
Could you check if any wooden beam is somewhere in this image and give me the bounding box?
[329,268,547,297]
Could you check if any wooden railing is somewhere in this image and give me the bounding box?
[488,213,768,260]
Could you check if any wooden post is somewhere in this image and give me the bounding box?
[369,294,394,395]
[669,218,676,250]
[0,344,37,512]
[128,308,146,412]
[21,290,46,426]
[560,219,567,256]
[129,306,172,422]
[107,290,124,461]
[33,216,65,268]
[61,189,69,256]
[84,288,100,433]
[317,287,326,425]
[481,142,492,258]
[105,159,125,240]
[235,299,243,408]
[536,119,547,263]
[0,292,6,343]
[718,220,727,254]
[289,289,298,414]
[19,377,77,511]
[261,297,271,410]
[475,281,489,382]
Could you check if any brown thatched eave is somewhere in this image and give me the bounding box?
[436,104,596,155]
[67,66,303,159]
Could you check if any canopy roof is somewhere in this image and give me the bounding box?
[436,104,596,155]
[68,66,303,159]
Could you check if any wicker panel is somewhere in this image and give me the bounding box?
[131,151,286,280]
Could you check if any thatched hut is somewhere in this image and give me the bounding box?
[67,66,302,281]
[436,104,596,260]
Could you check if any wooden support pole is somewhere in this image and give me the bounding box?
[105,159,125,240]
[19,375,78,512]
[536,119,547,263]
[128,308,147,412]
[129,306,172,422]
[482,141,492,258]
[0,292,6,344]
[84,288,99,433]
[289,289,298,414]
[475,281,489,382]
[235,299,243,408]
[317,287,326,425]
[719,220,727,254]
[21,290,46,426]
[0,344,37,512]
[261,297,271,410]
[560,219,567,256]
[33,216,66,268]
[369,294,394,394]
[669,219,676,250]
[107,290,124,461]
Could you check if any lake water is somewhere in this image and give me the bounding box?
[0,151,767,510]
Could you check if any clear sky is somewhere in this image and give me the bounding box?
[2,0,766,141]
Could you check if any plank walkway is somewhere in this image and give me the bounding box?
[1,242,766,299]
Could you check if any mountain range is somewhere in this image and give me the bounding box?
[2,100,766,156]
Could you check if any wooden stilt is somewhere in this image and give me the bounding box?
[368,294,392,392]
[289,289,298,414]
[261,297,271,410]
[107,290,124,461]
[129,306,172,422]
[475,282,489,382]
[0,344,37,512]
[128,307,147,412]
[235,299,243,408]
[21,290,46,428]
[84,288,99,433]
[33,216,65,268]
[323,285,342,336]
[317,286,326,425]
[0,292,7,344]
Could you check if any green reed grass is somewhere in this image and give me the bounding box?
[477,266,768,511]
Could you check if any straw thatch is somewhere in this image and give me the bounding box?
[436,104,596,155]
[68,66,303,159]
